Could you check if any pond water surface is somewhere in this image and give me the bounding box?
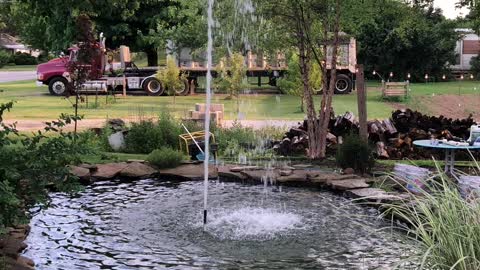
[24,179,414,269]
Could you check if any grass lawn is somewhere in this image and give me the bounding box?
[1,79,479,121]
[0,65,37,71]
[0,80,394,121]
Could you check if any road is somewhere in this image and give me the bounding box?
[0,71,36,83]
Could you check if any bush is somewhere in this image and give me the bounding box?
[336,134,375,174]
[0,50,11,68]
[471,56,480,78]
[12,52,37,65]
[146,147,184,169]
[124,112,182,154]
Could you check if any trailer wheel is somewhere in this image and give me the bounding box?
[174,79,190,96]
[48,77,68,96]
[143,77,164,96]
[334,74,352,94]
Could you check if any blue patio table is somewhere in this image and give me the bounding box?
[413,139,480,176]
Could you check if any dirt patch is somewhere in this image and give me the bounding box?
[389,94,480,121]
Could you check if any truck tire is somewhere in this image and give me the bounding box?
[48,77,68,96]
[174,79,190,96]
[334,74,352,94]
[143,77,164,96]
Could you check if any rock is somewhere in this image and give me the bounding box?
[108,131,126,151]
[92,163,129,179]
[280,165,296,171]
[240,170,276,182]
[17,255,35,268]
[310,173,360,184]
[68,165,90,180]
[347,188,407,202]
[78,163,97,171]
[119,162,157,178]
[279,170,293,176]
[293,164,312,169]
[159,164,217,180]
[3,237,27,259]
[277,172,309,185]
[327,178,369,191]
[218,165,247,181]
[127,159,145,163]
[230,166,261,172]
[343,168,355,175]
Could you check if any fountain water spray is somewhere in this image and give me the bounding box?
[203,0,215,229]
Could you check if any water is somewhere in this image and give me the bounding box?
[24,179,414,269]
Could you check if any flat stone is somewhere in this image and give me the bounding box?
[327,178,369,191]
[78,163,97,170]
[279,170,293,176]
[159,164,217,180]
[119,162,157,178]
[347,188,406,202]
[277,172,309,185]
[68,165,90,180]
[218,165,247,181]
[310,173,360,184]
[292,164,313,168]
[92,162,129,180]
[240,170,274,182]
[343,168,355,175]
[17,255,35,268]
[280,166,296,170]
[230,166,261,172]
[127,159,145,163]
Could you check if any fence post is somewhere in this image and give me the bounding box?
[356,64,368,142]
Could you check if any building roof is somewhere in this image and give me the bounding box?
[0,33,28,50]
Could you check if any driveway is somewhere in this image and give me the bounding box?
[0,71,36,83]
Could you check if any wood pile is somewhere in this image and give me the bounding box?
[272,109,477,159]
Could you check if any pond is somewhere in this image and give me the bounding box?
[24,179,414,269]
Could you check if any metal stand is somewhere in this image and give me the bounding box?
[444,149,458,179]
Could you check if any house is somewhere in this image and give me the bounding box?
[0,33,40,57]
[451,28,480,73]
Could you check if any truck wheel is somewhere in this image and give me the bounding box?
[334,74,352,94]
[48,77,68,96]
[143,77,164,96]
[174,79,190,96]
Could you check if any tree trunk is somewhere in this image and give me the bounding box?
[297,15,321,159]
[145,46,158,67]
[318,0,341,159]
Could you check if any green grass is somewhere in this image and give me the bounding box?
[0,65,37,71]
[2,79,479,121]
[0,80,394,120]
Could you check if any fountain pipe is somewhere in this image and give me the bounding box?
[203,0,214,229]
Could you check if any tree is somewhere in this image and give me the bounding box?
[155,57,187,106]
[342,0,457,81]
[10,0,205,65]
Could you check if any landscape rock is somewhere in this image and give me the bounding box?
[342,168,355,175]
[218,165,248,181]
[68,165,90,180]
[119,162,157,178]
[230,166,261,172]
[327,178,369,191]
[107,118,126,131]
[159,164,217,180]
[240,170,275,182]
[92,162,129,179]
[17,255,35,268]
[310,173,360,184]
[279,170,293,176]
[347,188,407,202]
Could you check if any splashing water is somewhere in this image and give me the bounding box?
[204,207,304,240]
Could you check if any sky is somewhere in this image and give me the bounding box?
[434,0,470,19]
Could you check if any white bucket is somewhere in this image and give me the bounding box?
[394,164,430,193]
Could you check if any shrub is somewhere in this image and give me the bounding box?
[124,112,182,154]
[12,52,37,65]
[0,50,11,68]
[471,56,480,78]
[146,147,184,169]
[335,133,375,174]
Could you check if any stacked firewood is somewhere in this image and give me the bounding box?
[272,109,477,159]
